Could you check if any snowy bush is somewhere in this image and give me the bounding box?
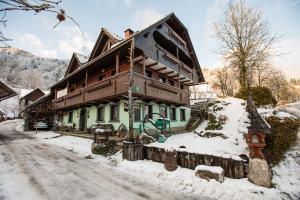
[235,86,277,107]
[205,114,223,130]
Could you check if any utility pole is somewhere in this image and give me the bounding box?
[128,40,135,142]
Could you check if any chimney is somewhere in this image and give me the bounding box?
[124,28,134,39]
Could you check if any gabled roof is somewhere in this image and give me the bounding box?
[64,53,89,76]
[0,79,17,101]
[51,13,204,88]
[22,93,52,112]
[88,28,123,61]
[19,88,45,100]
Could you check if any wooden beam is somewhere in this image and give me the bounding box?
[132,55,144,63]
[146,61,158,68]
[156,67,167,72]
[180,80,190,83]
[163,71,175,75]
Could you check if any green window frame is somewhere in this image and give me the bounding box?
[110,104,119,122]
[180,109,186,121]
[170,107,176,121]
[68,111,73,123]
[97,106,105,122]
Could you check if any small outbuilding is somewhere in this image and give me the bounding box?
[22,93,54,131]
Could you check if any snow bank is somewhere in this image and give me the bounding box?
[148,97,249,159]
[195,165,224,174]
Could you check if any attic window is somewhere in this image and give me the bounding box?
[157,24,163,29]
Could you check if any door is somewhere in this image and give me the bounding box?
[79,108,86,131]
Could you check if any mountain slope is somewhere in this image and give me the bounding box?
[0,47,68,89]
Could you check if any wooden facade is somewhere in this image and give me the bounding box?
[23,93,54,130]
[51,13,204,111]
[19,88,46,111]
[0,80,17,102]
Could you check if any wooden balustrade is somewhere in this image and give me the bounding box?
[53,71,190,109]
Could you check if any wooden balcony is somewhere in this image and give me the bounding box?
[53,72,129,110]
[132,73,190,105]
[156,45,194,81]
[53,71,190,110]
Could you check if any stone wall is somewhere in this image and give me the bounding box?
[145,146,246,179]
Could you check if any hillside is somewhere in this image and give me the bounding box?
[0,47,68,89]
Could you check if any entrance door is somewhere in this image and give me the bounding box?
[79,108,86,131]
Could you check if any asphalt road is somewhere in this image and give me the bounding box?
[0,120,208,200]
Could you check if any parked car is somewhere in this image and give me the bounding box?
[33,120,49,129]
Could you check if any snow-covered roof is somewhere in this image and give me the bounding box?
[106,29,123,41]
[19,89,34,98]
[74,53,89,64]
[19,88,48,99]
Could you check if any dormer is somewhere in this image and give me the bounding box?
[64,53,88,76]
[88,28,123,61]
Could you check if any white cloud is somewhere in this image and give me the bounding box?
[130,7,164,30]
[15,33,58,58]
[107,0,134,7]
[274,37,300,78]
[55,26,94,58]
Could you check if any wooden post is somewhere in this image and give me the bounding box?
[142,56,146,77]
[128,41,135,142]
[177,73,180,89]
[116,52,119,74]
[85,70,88,87]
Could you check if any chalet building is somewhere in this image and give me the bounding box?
[22,93,54,130]
[0,79,17,102]
[51,13,204,132]
[19,88,48,111]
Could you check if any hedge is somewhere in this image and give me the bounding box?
[265,116,299,165]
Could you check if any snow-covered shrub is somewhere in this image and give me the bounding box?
[265,116,300,165]
[205,114,223,130]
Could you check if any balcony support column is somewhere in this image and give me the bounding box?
[116,52,119,74]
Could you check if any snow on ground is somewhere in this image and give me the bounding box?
[148,97,249,160]
[10,118,299,200]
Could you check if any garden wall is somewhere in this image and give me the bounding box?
[145,146,247,179]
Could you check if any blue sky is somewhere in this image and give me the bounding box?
[2,0,300,77]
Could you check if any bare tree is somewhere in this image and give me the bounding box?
[0,0,83,47]
[214,67,229,97]
[253,62,274,87]
[213,0,277,93]
[19,70,44,89]
[267,69,297,102]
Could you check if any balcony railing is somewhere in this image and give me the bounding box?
[156,45,193,81]
[132,72,190,105]
[53,72,129,109]
[53,71,190,109]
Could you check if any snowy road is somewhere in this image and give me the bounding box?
[0,121,209,200]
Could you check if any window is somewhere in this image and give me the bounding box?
[145,70,152,78]
[159,76,166,83]
[82,83,85,88]
[180,109,186,121]
[180,84,184,90]
[169,80,175,86]
[97,106,104,122]
[98,75,105,81]
[134,107,141,121]
[68,111,73,123]
[160,106,168,118]
[170,107,176,121]
[144,105,153,119]
[110,104,119,121]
